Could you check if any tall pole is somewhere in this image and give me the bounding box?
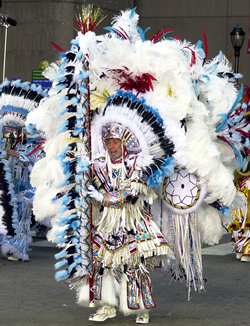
[87,58,95,308]
[2,23,9,81]
[234,48,240,83]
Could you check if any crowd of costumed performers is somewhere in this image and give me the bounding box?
[25,5,250,324]
[0,80,47,261]
[226,86,250,263]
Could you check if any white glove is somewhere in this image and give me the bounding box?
[87,185,103,203]
[246,180,250,190]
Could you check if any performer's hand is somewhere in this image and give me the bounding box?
[87,185,103,202]
[6,149,20,158]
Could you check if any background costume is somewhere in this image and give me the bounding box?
[27,6,250,323]
[0,79,47,261]
[228,169,250,262]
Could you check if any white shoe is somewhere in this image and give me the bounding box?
[7,256,19,261]
[236,253,243,260]
[241,255,250,262]
[136,312,149,324]
[89,306,116,322]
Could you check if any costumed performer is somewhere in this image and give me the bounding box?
[224,86,250,263]
[27,5,250,324]
[227,169,250,262]
[0,79,47,261]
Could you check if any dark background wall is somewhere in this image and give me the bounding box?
[0,0,249,85]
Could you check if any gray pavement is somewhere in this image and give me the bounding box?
[0,233,250,326]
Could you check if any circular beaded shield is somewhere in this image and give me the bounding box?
[163,169,202,211]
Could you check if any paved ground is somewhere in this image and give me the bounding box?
[0,233,249,326]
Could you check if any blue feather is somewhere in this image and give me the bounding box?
[68,262,78,274]
[71,237,78,244]
[161,156,176,177]
[1,78,10,87]
[71,96,79,105]
[57,205,68,215]
[30,83,38,91]
[130,7,137,18]
[137,26,146,41]
[75,175,83,183]
[76,50,83,60]
[244,138,250,147]
[58,68,67,75]
[217,51,223,64]
[79,70,90,80]
[57,107,68,118]
[192,81,200,96]
[225,138,243,169]
[51,196,59,203]
[56,76,66,83]
[10,79,22,87]
[70,36,79,46]
[196,40,203,49]
[79,85,87,94]
[232,133,239,140]
[55,146,71,161]
[103,26,126,40]
[55,83,67,91]
[55,259,68,270]
[72,126,83,136]
[55,270,69,281]
[54,236,66,244]
[56,214,78,227]
[21,81,30,90]
[61,193,71,206]
[147,170,163,189]
[42,89,48,97]
[242,157,249,172]
[56,120,68,135]
[227,84,243,118]
[221,205,229,216]
[215,113,228,133]
[71,220,80,231]
[55,250,68,260]
[75,185,81,192]
[77,105,83,115]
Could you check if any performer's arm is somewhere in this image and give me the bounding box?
[13,147,41,172]
[88,186,139,209]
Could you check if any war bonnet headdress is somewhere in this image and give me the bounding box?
[0,79,47,128]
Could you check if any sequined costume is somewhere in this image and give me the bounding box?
[228,173,250,262]
[0,140,43,260]
[76,150,174,314]
[0,79,47,261]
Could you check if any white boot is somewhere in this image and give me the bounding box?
[241,255,250,262]
[236,252,243,260]
[136,312,149,324]
[89,306,116,322]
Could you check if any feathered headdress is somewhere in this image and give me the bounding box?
[0,79,47,128]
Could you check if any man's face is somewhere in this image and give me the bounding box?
[105,138,122,161]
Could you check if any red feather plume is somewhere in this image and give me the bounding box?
[151,27,174,43]
[107,68,157,96]
[51,42,66,53]
[201,27,208,59]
